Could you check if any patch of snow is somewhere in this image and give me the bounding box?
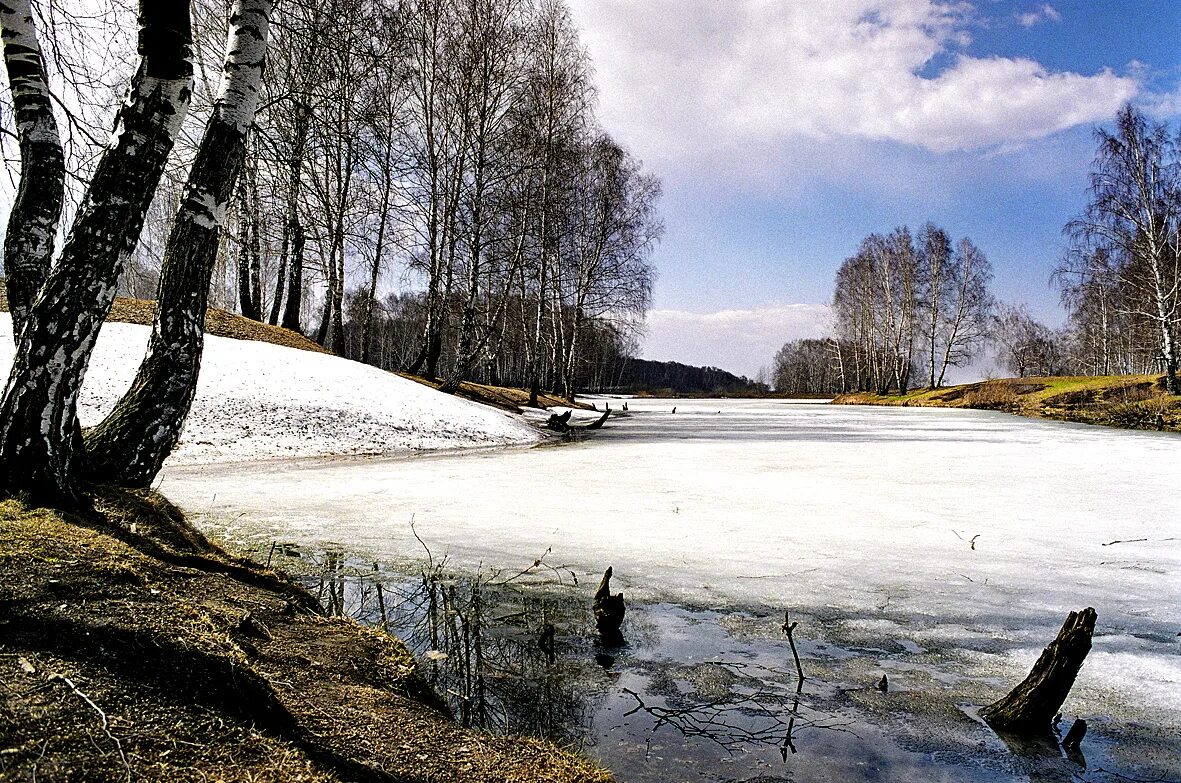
[0,314,540,465]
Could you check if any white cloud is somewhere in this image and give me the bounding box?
[642,304,833,379]
[568,0,1136,168]
[1017,4,1062,28]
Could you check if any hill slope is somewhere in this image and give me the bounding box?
[0,314,540,465]
[608,357,760,395]
[0,490,609,782]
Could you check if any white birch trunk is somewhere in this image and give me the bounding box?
[85,0,272,487]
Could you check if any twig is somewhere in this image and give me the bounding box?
[49,674,130,781]
[782,611,805,686]
[1100,536,1147,547]
[30,740,47,783]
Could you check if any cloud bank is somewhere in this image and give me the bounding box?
[642,304,833,379]
[568,1,1137,165]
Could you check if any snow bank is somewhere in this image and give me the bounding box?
[0,314,539,465]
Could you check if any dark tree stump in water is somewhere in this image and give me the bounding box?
[538,622,556,664]
[593,566,625,644]
[545,410,572,432]
[1062,718,1087,749]
[981,608,1096,735]
[585,409,611,430]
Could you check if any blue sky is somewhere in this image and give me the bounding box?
[566,1,1181,378]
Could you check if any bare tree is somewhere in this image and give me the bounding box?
[0,1,195,504]
[556,134,659,400]
[917,223,951,389]
[85,0,272,487]
[1067,105,1181,394]
[991,303,1067,378]
[933,238,994,387]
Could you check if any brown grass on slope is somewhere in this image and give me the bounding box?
[0,289,330,355]
[0,491,611,783]
[834,375,1180,432]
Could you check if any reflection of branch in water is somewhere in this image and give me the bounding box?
[619,669,857,758]
[304,547,597,745]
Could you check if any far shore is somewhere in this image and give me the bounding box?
[832,374,1178,433]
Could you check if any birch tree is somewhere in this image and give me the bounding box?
[918,223,951,389]
[0,1,195,505]
[0,0,65,340]
[1068,105,1181,394]
[556,134,659,400]
[933,238,994,387]
[85,0,272,487]
[833,223,991,393]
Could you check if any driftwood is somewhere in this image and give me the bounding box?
[593,566,625,644]
[545,410,572,431]
[546,408,613,433]
[585,409,611,430]
[981,607,1096,735]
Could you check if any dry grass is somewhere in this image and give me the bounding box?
[833,374,1180,432]
[0,491,612,783]
[0,289,331,355]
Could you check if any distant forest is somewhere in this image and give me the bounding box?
[588,358,762,396]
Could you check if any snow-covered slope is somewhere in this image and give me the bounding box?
[0,315,539,465]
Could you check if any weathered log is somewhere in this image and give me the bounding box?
[545,409,572,432]
[981,607,1096,735]
[585,409,611,430]
[593,566,625,643]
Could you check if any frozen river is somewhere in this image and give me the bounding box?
[160,400,1181,781]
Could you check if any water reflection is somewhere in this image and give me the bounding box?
[290,547,1177,783]
[309,547,599,744]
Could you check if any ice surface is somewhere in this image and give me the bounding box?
[0,314,539,464]
[160,396,1181,723]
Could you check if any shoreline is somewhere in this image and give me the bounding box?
[0,490,611,782]
[831,374,1179,433]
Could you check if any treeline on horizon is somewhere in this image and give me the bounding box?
[774,105,1181,397]
[8,0,662,404]
[593,357,760,396]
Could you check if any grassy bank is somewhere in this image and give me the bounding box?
[0,490,610,782]
[833,374,1180,432]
